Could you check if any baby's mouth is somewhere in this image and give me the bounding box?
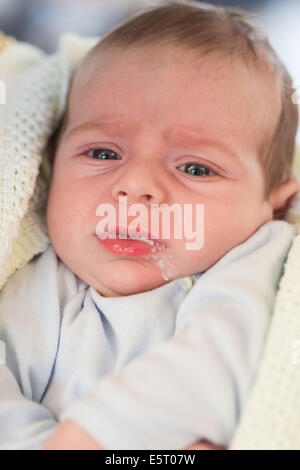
[96,227,167,257]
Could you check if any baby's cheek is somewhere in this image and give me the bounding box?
[47,187,84,251]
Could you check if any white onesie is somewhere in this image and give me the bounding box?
[0,220,296,449]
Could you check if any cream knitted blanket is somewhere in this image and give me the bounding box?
[0,33,300,450]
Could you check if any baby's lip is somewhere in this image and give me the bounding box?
[97,226,167,248]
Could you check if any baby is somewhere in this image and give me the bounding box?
[0,0,299,450]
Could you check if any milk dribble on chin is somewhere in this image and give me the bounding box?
[102,231,179,282]
[144,244,178,281]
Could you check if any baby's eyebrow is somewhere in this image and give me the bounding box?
[165,127,240,161]
[65,119,134,140]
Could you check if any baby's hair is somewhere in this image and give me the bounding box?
[50,0,299,207]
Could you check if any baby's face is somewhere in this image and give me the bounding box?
[46,45,280,296]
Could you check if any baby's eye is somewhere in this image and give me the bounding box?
[87,148,121,160]
[177,162,215,177]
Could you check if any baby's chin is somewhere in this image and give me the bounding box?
[90,258,172,297]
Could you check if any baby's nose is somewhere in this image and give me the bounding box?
[111,162,166,206]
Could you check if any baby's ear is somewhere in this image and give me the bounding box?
[269,178,300,220]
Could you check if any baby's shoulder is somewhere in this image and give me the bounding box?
[184,220,296,295]
[0,244,57,323]
[204,220,296,276]
[0,243,83,327]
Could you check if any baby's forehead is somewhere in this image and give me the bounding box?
[73,42,279,95]
[66,44,281,145]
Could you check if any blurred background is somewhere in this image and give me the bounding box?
[0,0,299,141]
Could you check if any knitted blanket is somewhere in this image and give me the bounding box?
[0,32,300,450]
